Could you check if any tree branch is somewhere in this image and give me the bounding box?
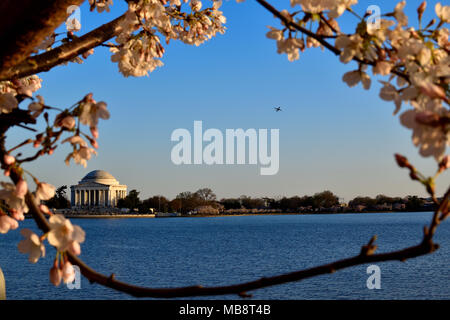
[0,14,126,82]
[255,0,409,81]
[0,0,85,74]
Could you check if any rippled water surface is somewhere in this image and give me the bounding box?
[0,212,448,299]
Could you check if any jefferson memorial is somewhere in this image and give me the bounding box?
[70,170,127,208]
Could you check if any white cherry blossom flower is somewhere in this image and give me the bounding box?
[190,0,202,12]
[266,26,283,41]
[62,135,88,148]
[65,146,97,167]
[35,182,55,202]
[379,82,402,114]
[28,95,45,118]
[47,214,85,252]
[394,1,408,26]
[89,0,113,13]
[0,182,29,216]
[3,154,15,165]
[373,61,392,76]
[400,102,450,161]
[80,101,110,127]
[54,114,76,130]
[18,228,46,263]
[68,240,81,256]
[435,3,450,23]
[342,70,371,90]
[15,75,42,97]
[335,34,363,64]
[277,38,304,61]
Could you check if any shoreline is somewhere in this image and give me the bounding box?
[23,210,433,219]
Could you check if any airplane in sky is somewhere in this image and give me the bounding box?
[274,107,282,112]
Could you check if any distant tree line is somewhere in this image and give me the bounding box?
[46,186,436,214]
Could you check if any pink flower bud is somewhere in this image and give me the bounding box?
[50,260,62,286]
[395,154,410,168]
[438,155,450,172]
[68,241,81,256]
[3,154,15,165]
[90,126,99,139]
[417,2,426,20]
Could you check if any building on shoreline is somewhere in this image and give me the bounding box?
[70,170,127,208]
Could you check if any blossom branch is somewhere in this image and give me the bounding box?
[255,0,409,81]
[0,14,126,82]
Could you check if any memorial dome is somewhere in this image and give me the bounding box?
[80,170,119,185]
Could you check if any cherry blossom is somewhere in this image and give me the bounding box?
[110,0,226,76]
[54,114,76,130]
[28,95,45,118]
[47,214,85,252]
[0,182,29,216]
[400,104,449,161]
[49,260,62,286]
[342,70,371,90]
[0,215,19,234]
[79,100,110,128]
[18,228,46,263]
[35,182,56,202]
[335,34,364,64]
[89,0,113,13]
[3,154,15,166]
[435,3,450,23]
[15,75,42,97]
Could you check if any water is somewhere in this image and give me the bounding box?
[0,212,448,300]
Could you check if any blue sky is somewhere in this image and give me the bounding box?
[7,0,449,201]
